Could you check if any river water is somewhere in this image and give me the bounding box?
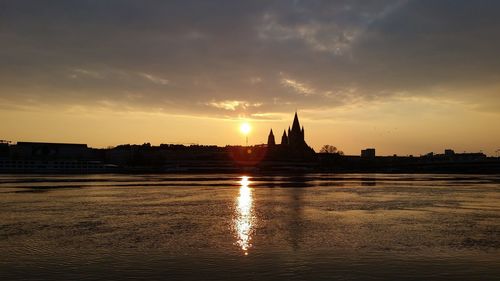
[1,174,499,280]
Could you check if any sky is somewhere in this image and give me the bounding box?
[1,0,500,156]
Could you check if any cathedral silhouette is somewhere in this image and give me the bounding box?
[266,112,314,158]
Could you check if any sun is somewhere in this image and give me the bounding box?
[240,123,251,135]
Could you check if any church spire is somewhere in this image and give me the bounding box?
[281,130,288,145]
[267,129,276,146]
[292,111,301,132]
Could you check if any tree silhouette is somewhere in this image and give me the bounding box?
[320,145,344,155]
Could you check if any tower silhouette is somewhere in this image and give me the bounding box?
[267,129,276,146]
[281,130,288,145]
[287,112,306,148]
[269,111,309,150]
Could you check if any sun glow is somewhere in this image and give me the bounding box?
[240,123,251,135]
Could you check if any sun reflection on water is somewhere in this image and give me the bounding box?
[234,176,255,255]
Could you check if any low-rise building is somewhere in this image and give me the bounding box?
[361,148,376,158]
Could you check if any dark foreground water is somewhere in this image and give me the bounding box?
[0,174,499,280]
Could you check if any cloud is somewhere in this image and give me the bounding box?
[258,12,358,55]
[138,73,169,85]
[1,0,500,119]
[70,68,105,79]
[208,100,262,111]
[280,77,315,96]
[249,77,262,84]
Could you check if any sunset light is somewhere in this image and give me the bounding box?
[234,176,254,255]
[240,123,251,135]
[2,2,500,280]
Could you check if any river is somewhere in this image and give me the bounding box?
[1,174,499,280]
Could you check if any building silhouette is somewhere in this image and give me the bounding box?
[2,111,495,174]
[267,129,276,146]
[361,148,376,158]
[266,112,315,160]
[281,130,288,145]
[268,112,309,149]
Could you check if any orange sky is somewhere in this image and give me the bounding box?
[2,99,499,156]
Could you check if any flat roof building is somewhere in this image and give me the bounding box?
[361,148,376,158]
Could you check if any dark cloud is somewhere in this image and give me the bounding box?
[1,0,500,118]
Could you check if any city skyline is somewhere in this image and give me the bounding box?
[1,1,500,155]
